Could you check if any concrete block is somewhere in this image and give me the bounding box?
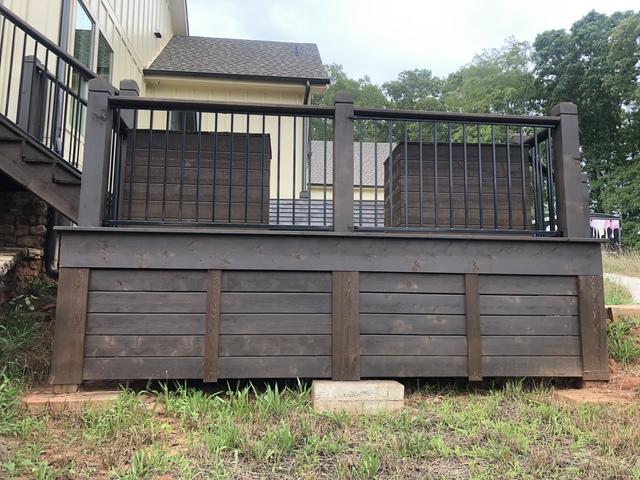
[311,380,404,414]
[21,386,121,413]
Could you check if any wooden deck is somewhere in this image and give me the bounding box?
[49,228,608,384]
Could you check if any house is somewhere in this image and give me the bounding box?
[0,2,609,388]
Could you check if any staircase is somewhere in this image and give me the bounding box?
[0,4,99,224]
[0,115,80,221]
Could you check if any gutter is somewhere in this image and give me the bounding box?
[143,69,330,86]
[303,80,311,104]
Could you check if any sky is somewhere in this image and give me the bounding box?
[186,0,639,85]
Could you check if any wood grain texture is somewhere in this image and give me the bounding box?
[478,275,578,296]
[219,335,331,357]
[361,356,468,377]
[479,295,579,316]
[360,335,467,356]
[85,313,204,335]
[480,315,580,336]
[578,276,609,381]
[220,314,332,335]
[222,271,331,292]
[60,230,604,277]
[465,273,483,381]
[360,293,465,314]
[332,271,360,380]
[359,273,464,293]
[221,293,331,313]
[87,292,206,313]
[482,336,581,356]
[360,314,467,335]
[50,268,90,385]
[84,335,203,357]
[204,270,221,382]
[90,269,207,292]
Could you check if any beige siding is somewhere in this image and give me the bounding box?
[144,77,325,199]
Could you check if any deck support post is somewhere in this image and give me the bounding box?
[332,271,360,380]
[551,103,589,238]
[464,273,483,381]
[114,80,139,218]
[204,270,221,382]
[333,91,354,233]
[78,78,115,226]
[578,275,609,381]
[49,267,89,389]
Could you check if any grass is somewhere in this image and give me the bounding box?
[2,279,640,479]
[608,316,640,366]
[602,249,640,277]
[604,278,634,305]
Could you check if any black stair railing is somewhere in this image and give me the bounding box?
[0,4,97,171]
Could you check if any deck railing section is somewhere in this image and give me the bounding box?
[78,80,589,238]
[0,4,97,171]
[102,95,335,229]
[352,108,561,235]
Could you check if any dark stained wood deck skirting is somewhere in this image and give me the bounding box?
[49,228,607,383]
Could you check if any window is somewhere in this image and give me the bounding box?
[72,1,93,68]
[97,33,113,82]
[170,112,199,132]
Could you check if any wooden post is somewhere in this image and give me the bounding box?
[465,273,483,381]
[551,103,589,238]
[332,271,360,380]
[333,91,354,232]
[49,267,90,391]
[78,78,115,226]
[18,55,45,138]
[115,80,139,218]
[578,275,609,381]
[204,270,221,382]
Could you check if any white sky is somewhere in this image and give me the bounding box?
[187,0,639,84]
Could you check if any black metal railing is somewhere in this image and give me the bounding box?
[352,108,561,235]
[104,96,334,229]
[0,4,96,170]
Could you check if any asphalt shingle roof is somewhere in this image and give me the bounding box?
[146,36,329,84]
[309,140,395,187]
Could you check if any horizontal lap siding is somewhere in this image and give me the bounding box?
[84,270,207,380]
[219,271,332,378]
[359,273,469,377]
[478,275,581,375]
[359,272,582,378]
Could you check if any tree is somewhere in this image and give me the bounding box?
[383,69,444,111]
[313,63,387,108]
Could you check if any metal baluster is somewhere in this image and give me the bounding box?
[292,116,297,226]
[374,120,379,227]
[228,113,234,223]
[4,23,16,116]
[505,125,513,230]
[491,124,498,230]
[403,122,408,227]
[26,40,38,133]
[360,121,364,227]
[245,113,250,223]
[519,126,527,230]
[161,112,169,222]
[388,121,393,226]
[448,123,453,228]
[323,117,327,226]
[434,122,438,228]
[276,115,281,225]
[15,31,27,124]
[212,112,218,222]
[126,109,137,220]
[546,127,556,232]
[179,111,187,222]
[477,125,483,229]
[418,122,423,227]
[463,124,468,229]
[260,114,266,224]
[195,111,202,222]
[145,110,154,220]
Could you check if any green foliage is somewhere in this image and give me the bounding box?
[604,278,634,305]
[608,316,640,365]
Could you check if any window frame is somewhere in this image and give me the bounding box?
[70,0,96,70]
[96,32,114,82]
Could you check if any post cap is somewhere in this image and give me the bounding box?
[88,77,116,94]
[118,79,140,95]
[334,91,354,104]
[551,102,577,116]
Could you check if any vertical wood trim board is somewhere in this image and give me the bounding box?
[578,275,609,381]
[332,271,360,380]
[50,268,90,385]
[465,273,483,381]
[204,270,221,382]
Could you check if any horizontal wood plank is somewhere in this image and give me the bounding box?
[482,356,582,377]
[360,335,466,356]
[479,295,579,316]
[361,356,468,377]
[482,336,581,356]
[220,313,332,335]
[219,335,330,356]
[360,314,466,335]
[360,293,465,314]
[359,273,464,293]
[222,271,331,292]
[90,269,207,292]
[221,292,331,313]
[84,335,202,357]
[218,357,331,378]
[87,292,205,313]
[83,357,203,379]
[480,315,580,335]
[478,275,578,296]
[85,313,204,335]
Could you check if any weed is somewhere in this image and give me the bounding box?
[604,278,634,305]
[608,316,640,365]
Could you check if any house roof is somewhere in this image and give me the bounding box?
[309,140,394,187]
[145,36,329,85]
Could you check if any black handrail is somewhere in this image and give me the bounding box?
[0,4,96,79]
[354,106,560,127]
